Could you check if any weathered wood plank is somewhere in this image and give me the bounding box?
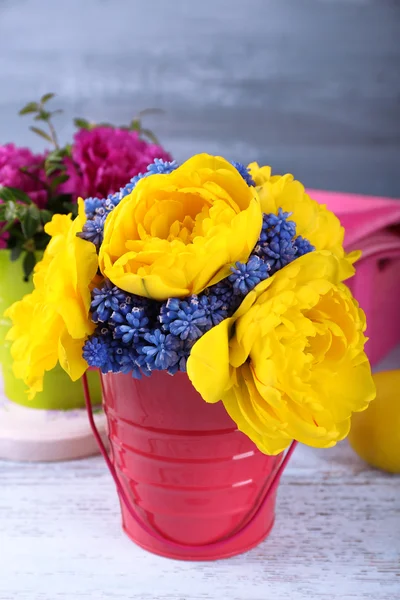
[0,441,399,600]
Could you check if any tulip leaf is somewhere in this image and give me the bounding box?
[40,210,52,224]
[10,245,22,261]
[21,204,41,239]
[22,251,36,281]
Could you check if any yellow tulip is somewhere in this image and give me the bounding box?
[5,200,98,398]
[187,251,375,455]
[99,154,263,301]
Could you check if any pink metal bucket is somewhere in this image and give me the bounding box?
[84,372,295,561]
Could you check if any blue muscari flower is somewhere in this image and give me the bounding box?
[83,336,110,370]
[110,301,132,321]
[109,293,156,327]
[228,255,269,296]
[146,158,178,176]
[84,326,150,377]
[294,235,315,258]
[90,280,128,323]
[159,297,209,342]
[113,306,150,344]
[207,279,242,315]
[198,293,229,328]
[253,209,301,272]
[119,159,179,196]
[96,328,123,373]
[166,339,195,375]
[116,347,150,379]
[141,329,180,371]
[84,197,104,219]
[231,161,255,187]
[78,214,106,248]
[208,280,233,304]
[259,208,296,244]
[83,328,117,374]
[256,236,296,272]
[134,350,152,377]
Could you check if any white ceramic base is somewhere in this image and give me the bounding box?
[0,379,107,462]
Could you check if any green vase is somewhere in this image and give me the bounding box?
[0,249,101,410]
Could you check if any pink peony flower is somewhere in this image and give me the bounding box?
[0,144,48,208]
[62,127,172,200]
[0,144,48,248]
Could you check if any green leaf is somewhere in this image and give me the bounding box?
[21,204,41,239]
[40,210,52,224]
[16,204,28,220]
[63,202,78,217]
[0,187,16,203]
[0,186,33,205]
[129,119,141,131]
[50,173,69,191]
[41,92,55,104]
[47,194,75,216]
[34,231,51,251]
[46,148,68,162]
[22,252,36,281]
[10,245,22,261]
[140,128,159,145]
[74,117,91,130]
[4,200,18,221]
[30,126,52,143]
[34,111,51,121]
[19,102,39,115]
[45,164,63,177]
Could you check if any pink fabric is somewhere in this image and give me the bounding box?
[309,189,400,365]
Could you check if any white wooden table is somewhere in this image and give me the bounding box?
[1,348,399,600]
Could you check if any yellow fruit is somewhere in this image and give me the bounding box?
[348,370,400,473]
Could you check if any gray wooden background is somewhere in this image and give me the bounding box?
[0,0,399,197]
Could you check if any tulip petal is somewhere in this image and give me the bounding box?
[187,317,233,404]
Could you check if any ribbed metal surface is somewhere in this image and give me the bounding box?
[102,371,281,559]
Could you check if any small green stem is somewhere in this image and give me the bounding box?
[47,118,59,149]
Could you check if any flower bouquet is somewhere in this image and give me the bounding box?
[0,93,170,460]
[6,154,375,556]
